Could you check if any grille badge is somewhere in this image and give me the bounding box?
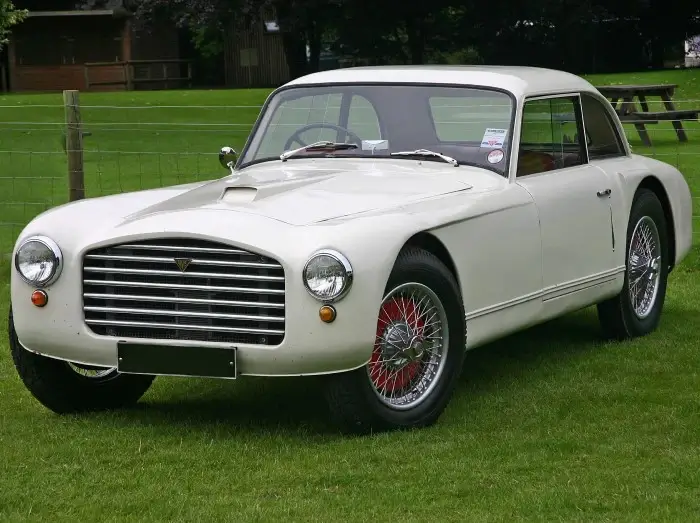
[174,258,193,272]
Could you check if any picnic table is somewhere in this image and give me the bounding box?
[594,84,700,146]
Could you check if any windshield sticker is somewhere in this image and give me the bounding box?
[481,128,508,148]
[362,139,389,152]
[487,149,504,164]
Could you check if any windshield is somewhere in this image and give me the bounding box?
[239,84,515,174]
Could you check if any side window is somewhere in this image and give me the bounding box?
[517,96,585,177]
[580,94,626,159]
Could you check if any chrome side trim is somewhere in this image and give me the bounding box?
[465,266,625,320]
[541,266,625,302]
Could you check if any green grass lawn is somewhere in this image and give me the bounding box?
[1,69,700,521]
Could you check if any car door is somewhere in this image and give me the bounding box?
[514,94,617,309]
[578,92,634,271]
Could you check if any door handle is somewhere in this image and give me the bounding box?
[597,188,612,197]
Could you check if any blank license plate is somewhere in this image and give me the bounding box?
[117,342,237,379]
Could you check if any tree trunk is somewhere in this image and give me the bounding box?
[648,37,665,69]
[276,0,308,80]
[307,19,321,73]
[404,16,424,64]
[282,32,308,79]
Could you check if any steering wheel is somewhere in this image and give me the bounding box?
[284,122,364,151]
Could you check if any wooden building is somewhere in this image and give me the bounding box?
[5,4,185,92]
[224,17,291,88]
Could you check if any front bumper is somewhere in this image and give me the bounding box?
[10,229,387,378]
[11,267,377,377]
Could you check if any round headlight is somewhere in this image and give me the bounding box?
[14,236,63,286]
[303,250,353,302]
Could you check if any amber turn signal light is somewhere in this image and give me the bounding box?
[319,305,336,323]
[31,289,48,307]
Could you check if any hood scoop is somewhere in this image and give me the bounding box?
[221,186,258,204]
[219,175,336,205]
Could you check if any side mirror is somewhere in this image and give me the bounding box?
[218,146,237,172]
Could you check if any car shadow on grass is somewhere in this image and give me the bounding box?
[108,307,607,437]
[121,374,337,438]
[459,306,604,391]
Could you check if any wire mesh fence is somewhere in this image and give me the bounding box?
[0,94,264,266]
[1,91,700,267]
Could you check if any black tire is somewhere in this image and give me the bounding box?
[324,247,466,434]
[8,307,155,414]
[597,188,670,340]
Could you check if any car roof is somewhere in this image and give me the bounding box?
[284,65,598,99]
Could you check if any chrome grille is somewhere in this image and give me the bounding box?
[82,239,285,345]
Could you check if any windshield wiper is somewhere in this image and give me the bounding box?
[280,141,359,161]
[390,149,459,167]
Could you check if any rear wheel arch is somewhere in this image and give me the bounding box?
[597,187,669,339]
[635,176,676,271]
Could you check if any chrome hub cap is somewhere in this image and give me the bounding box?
[628,215,662,319]
[380,323,426,369]
[367,282,448,410]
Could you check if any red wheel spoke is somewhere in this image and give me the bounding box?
[367,283,448,409]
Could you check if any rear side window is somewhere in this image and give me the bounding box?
[580,94,626,159]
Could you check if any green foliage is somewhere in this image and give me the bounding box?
[190,24,225,58]
[0,0,27,49]
[428,48,483,65]
[131,0,700,77]
[331,0,465,65]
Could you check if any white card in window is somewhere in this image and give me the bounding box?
[480,128,507,148]
[362,139,389,152]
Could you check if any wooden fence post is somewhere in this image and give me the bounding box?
[1,63,7,92]
[63,90,85,201]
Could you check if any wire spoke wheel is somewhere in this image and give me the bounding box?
[627,215,662,320]
[367,282,449,410]
[67,362,118,380]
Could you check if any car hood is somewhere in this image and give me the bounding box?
[122,159,496,226]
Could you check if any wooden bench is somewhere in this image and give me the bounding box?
[615,109,700,146]
[595,84,700,146]
[618,109,700,124]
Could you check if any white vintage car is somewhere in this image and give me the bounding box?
[8,66,693,433]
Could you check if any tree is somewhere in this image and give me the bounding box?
[594,0,700,68]
[270,0,340,78]
[0,0,27,50]
[132,0,338,79]
[332,0,464,65]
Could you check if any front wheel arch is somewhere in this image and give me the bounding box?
[8,306,155,414]
[324,246,467,433]
[402,231,462,297]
